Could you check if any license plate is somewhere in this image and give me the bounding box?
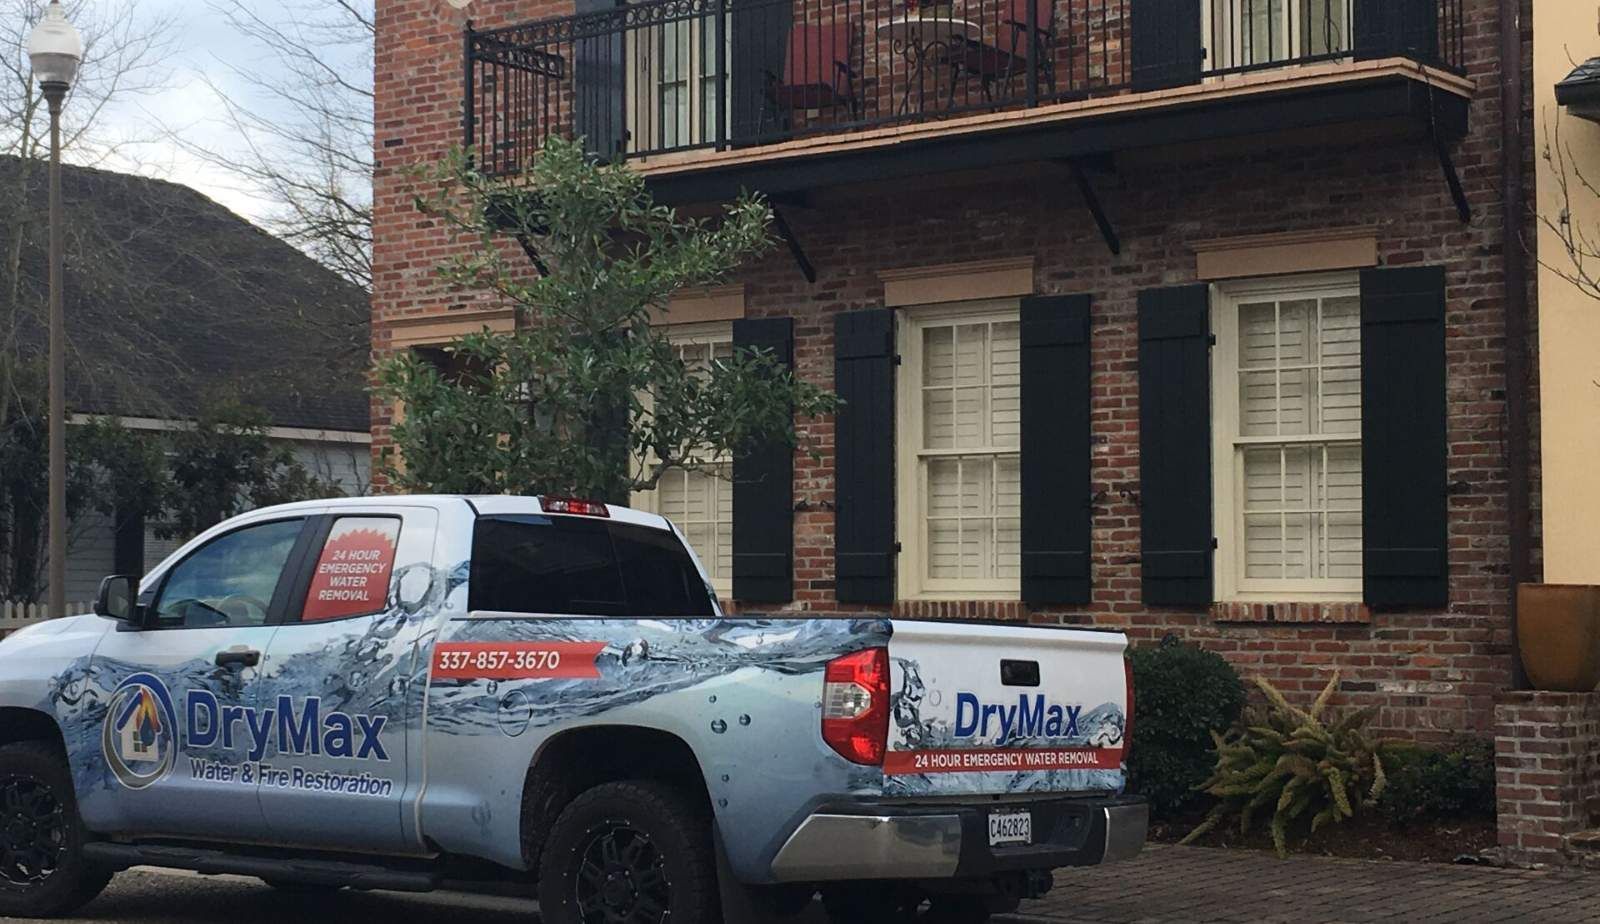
[988,810,1032,847]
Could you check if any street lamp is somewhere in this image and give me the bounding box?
[28,0,81,619]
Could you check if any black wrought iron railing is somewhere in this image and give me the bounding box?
[465,0,1465,176]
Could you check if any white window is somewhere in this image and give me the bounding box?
[1204,0,1352,70]
[896,302,1022,600]
[629,12,727,152]
[1212,274,1362,601]
[632,324,734,596]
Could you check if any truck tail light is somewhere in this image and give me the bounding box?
[540,496,610,517]
[821,647,890,766]
[1123,656,1135,760]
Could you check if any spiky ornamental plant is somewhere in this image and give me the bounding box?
[374,138,837,501]
[1181,673,1389,858]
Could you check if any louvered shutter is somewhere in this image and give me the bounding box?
[1361,266,1448,608]
[1353,0,1439,63]
[573,0,628,160]
[732,317,795,603]
[1131,0,1204,91]
[834,309,896,604]
[729,0,790,144]
[1139,285,1213,606]
[1020,295,1093,605]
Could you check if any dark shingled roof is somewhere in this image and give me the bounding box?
[1557,57,1600,115]
[3,156,370,433]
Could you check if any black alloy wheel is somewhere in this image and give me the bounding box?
[573,822,671,924]
[537,780,718,924]
[0,774,66,892]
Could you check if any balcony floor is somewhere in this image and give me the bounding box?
[626,57,1472,205]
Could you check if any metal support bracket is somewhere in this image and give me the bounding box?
[514,233,550,278]
[1067,160,1121,256]
[1425,84,1471,225]
[1433,132,1472,225]
[770,206,816,283]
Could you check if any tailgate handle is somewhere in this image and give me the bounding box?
[1000,659,1040,687]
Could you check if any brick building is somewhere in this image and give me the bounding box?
[374,0,1537,739]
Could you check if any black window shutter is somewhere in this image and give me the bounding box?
[1138,285,1212,607]
[834,309,895,605]
[1021,295,1093,605]
[573,0,627,160]
[1131,0,1203,91]
[732,317,795,604]
[1361,266,1448,608]
[729,0,791,145]
[1353,0,1439,62]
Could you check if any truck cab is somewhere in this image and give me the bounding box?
[0,495,1145,922]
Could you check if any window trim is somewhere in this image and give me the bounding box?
[895,299,1024,602]
[630,321,735,598]
[1211,271,1363,603]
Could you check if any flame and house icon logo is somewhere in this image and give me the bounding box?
[102,673,178,790]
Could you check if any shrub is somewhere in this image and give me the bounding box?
[1182,673,1386,857]
[1126,639,1246,820]
[1376,737,1496,827]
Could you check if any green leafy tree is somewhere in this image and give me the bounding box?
[158,396,338,539]
[375,138,836,501]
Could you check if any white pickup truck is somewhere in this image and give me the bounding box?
[0,495,1145,922]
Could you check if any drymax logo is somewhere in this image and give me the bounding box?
[185,690,390,763]
[953,692,1082,745]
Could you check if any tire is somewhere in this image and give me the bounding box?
[0,741,112,918]
[821,884,924,922]
[537,780,718,924]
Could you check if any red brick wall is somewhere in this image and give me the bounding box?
[373,0,1537,740]
[1495,692,1600,867]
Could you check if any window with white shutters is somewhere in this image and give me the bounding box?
[633,325,734,596]
[1213,274,1362,600]
[897,302,1022,599]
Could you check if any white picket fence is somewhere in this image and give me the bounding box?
[0,600,93,637]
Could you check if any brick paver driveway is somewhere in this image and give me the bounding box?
[11,845,1599,923]
[1021,845,1600,923]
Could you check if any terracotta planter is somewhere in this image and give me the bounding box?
[1518,584,1600,692]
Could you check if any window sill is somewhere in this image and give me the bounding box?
[1209,601,1371,625]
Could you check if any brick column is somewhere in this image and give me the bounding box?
[1494,691,1600,867]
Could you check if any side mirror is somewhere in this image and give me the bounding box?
[94,575,138,623]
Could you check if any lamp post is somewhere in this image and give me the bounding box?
[28,0,81,619]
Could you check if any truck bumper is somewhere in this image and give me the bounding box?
[768,795,1148,883]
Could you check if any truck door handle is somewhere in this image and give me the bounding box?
[215,648,261,669]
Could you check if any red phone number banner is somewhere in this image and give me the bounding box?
[431,642,606,681]
[883,746,1123,775]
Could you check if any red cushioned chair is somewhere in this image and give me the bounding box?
[767,22,862,120]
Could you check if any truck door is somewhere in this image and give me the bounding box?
[255,507,437,853]
[81,515,313,841]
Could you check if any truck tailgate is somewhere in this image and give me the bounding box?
[883,621,1128,796]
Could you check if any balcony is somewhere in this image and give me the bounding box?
[465,0,1470,204]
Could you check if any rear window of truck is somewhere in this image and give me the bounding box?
[468,514,715,617]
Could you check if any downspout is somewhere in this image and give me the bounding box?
[1500,0,1531,689]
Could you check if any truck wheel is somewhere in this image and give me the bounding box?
[0,742,111,918]
[538,780,718,924]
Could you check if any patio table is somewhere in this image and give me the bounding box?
[876,14,981,115]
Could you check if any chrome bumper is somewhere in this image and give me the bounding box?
[769,796,1148,883]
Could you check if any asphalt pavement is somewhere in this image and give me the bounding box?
[13,845,1600,924]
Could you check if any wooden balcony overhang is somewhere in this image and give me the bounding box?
[632,58,1472,207]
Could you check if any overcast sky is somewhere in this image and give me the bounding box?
[96,0,369,227]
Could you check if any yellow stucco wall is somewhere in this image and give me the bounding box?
[1537,1,1600,583]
